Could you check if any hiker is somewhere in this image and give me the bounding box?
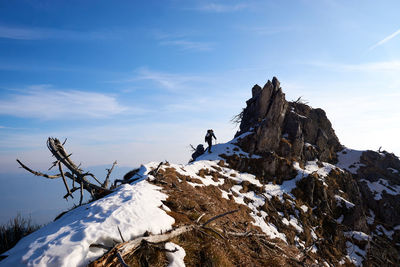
[191,144,205,162]
[205,129,217,153]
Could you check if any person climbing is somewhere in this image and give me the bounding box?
[190,144,205,162]
[205,129,217,153]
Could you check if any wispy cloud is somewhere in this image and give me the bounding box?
[369,28,400,50]
[153,31,214,52]
[308,60,400,72]
[0,25,112,41]
[0,85,129,119]
[238,25,295,35]
[195,3,248,13]
[134,68,204,91]
[159,39,213,51]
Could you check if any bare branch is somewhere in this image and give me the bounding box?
[46,138,112,198]
[196,213,206,224]
[148,161,163,177]
[18,137,113,205]
[63,187,80,199]
[116,252,129,267]
[84,172,102,186]
[203,226,226,240]
[231,108,244,125]
[79,180,84,206]
[90,209,243,266]
[90,244,112,250]
[48,160,60,171]
[117,226,125,243]
[16,159,61,179]
[103,161,117,189]
[202,209,239,227]
[58,162,73,199]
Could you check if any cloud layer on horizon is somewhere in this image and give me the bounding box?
[0,86,129,119]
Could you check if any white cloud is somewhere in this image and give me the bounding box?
[0,25,111,41]
[134,68,204,91]
[0,86,129,119]
[308,60,400,73]
[152,30,214,52]
[369,28,400,50]
[0,25,43,40]
[159,39,213,51]
[195,3,248,12]
[238,26,295,35]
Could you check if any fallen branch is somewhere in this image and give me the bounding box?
[103,161,117,189]
[89,244,112,250]
[117,226,125,243]
[148,161,164,177]
[89,209,239,267]
[203,209,239,227]
[59,162,73,199]
[116,252,129,267]
[17,138,116,205]
[16,159,61,179]
[90,225,195,267]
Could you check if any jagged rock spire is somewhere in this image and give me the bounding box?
[236,77,342,163]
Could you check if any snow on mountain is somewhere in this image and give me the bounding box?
[0,176,174,267]
[2,77,400,266]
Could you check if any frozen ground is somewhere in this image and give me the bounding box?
[0,179,175,267]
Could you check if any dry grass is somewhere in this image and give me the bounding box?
[0,214,41,256]
[142,167,312,267]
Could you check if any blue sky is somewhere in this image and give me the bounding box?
[1,0,400,224]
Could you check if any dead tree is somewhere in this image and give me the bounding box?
[89,209,239,267]
[17,137,114,205]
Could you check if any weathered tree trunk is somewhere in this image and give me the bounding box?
[17,137,115,203]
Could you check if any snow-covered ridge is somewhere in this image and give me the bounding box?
[0,178,175,267]
[2,130,398,266]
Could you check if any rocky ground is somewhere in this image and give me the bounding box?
[1,77,399,267]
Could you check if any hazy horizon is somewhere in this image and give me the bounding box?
[1,0,400,224]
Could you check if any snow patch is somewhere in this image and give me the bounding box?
[346,241,366,266]
[194,131,261,162]
[337,148,365,174]
[388,167,399,174]
[366,209,375,225]
[344,231,371,242]
[376,225,394,239]
[360,178,400,200]
[165,242,186,267]
[334,195,355,209]
[290,108,307,119]
[346,241,367,266]
[282,216,303,233]
[300,205,308,213]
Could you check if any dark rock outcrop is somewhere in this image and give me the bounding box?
[235,77,342,165]
[225,77,400,265]
[357,150,400,227]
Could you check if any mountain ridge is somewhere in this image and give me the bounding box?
[1,77,399,266]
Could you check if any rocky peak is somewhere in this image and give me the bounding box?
[236,77,342,163]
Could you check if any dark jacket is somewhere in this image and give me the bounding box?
[205,131,216,143]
